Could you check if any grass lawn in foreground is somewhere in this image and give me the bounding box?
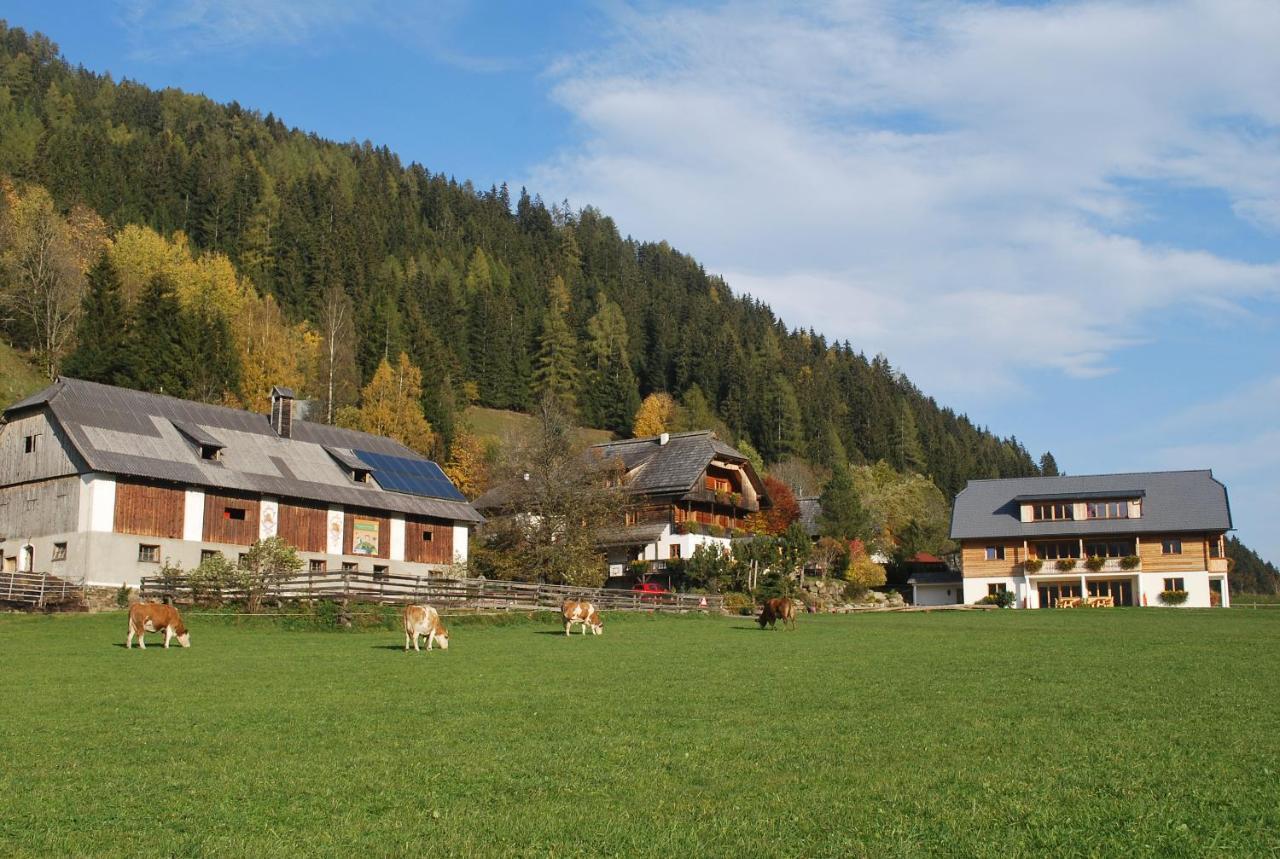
[1,609,1278,856]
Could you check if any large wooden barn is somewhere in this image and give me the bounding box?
[0,378,482,587]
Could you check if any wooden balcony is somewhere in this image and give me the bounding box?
[1025,557,1142,575]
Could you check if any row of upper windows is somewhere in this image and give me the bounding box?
[984,537,1218,561]
[1031,500,1138,521]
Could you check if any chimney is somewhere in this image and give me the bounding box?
[658,432,670,446]
[270,386,295,438]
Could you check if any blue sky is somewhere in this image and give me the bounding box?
[7,1,1279,563]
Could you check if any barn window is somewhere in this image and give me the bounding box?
[373,564,389,579]
[341,561,358,572]
[308,559,325,573]
[224,507,247,521]
[138,544,160,563]
[23,434,39,453]
[238,553,249,567]
[200,550,222,564]
[52,542,67,561]
[421,530,434,542]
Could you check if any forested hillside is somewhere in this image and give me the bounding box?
[0,22,1043,497]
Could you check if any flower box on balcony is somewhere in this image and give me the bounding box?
[1084,556,1107,573]
[1024,559,1044,573]
[1120,555,1141,570]
[1054,558,1078,572]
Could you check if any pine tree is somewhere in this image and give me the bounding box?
[122,274,191,397]
[531,276,579,414]
[62,253,130,384]
[818,464,872,542]
[894,402,926,474]
[1039,451,1061,476]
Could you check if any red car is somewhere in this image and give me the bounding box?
[632,582,671,602]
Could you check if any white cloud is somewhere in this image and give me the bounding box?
[530,0,1280,402]
[119,0,367,58]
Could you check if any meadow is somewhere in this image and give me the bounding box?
[1,608,1278,857]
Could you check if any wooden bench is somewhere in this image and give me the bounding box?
[1085,596,1115,608]
[1055,597,1082,608]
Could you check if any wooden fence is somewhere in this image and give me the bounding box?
[0,571,84,608]
[139,569,722,614]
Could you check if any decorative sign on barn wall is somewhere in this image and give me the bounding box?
[259,498,278,541]
[352,517,379,555]
[326,508,344,555]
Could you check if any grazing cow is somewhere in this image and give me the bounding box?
[757,597,797,631]
[126,603,191,649]
[403,604,449,652]
[562,599,603,636]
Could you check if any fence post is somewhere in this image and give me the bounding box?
[37,572,48,608]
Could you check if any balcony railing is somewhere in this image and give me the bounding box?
[1025,557,1142,574]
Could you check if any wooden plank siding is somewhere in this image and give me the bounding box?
[113,480,185,539]
[277,500,328,553]
[344,511,390,559]
[960,541,1024,578]
[203,492,260,546]
[404,515,454,565]
[0,476,81,538]
[1139,535,1209,573]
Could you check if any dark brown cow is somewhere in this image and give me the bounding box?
[126,603,191,649]
[757,597,797,630]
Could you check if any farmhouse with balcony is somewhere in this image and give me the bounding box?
[0,378,482,588]
[592,431,771,582]
[474,430,771,586]
[950,470,1231,608]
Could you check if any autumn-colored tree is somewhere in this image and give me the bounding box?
[846,542,888,593]
[0,184,108,377]
[443,428,489,499]
[763,475,800,535]
[341,352,435,455]
[632,392,677,438]
[236,291,307,413]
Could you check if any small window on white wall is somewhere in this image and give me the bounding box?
[669,544,681,560]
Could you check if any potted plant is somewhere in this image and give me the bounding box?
[1120,555,1141,570]
[1024,558,1043,573]
[1159,589,1189,606]
[1084,556,1106,572]
[1055,558,1078,572]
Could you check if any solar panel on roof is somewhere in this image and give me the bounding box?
[353,449,466,501]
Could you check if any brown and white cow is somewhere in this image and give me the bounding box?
[757,597,797,631]
[562,599,603,636]
[403,604,449,652]
[126,603,191,649]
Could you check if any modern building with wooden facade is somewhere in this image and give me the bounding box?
[950,471,1231,608]
[0,378,482,587]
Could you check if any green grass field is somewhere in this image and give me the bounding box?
[464,405,615,448]
[0,341,45,410]
[2,609,1278,857]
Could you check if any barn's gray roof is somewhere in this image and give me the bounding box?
[950,471,1231,540]
[592,431,767,498]
[6,378,482,523]
[797,497,821,537]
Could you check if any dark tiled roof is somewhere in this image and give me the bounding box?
[592,431,766,498]
[7,378,482,523]
[907,570,961,585]
[950,471,1231,540]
